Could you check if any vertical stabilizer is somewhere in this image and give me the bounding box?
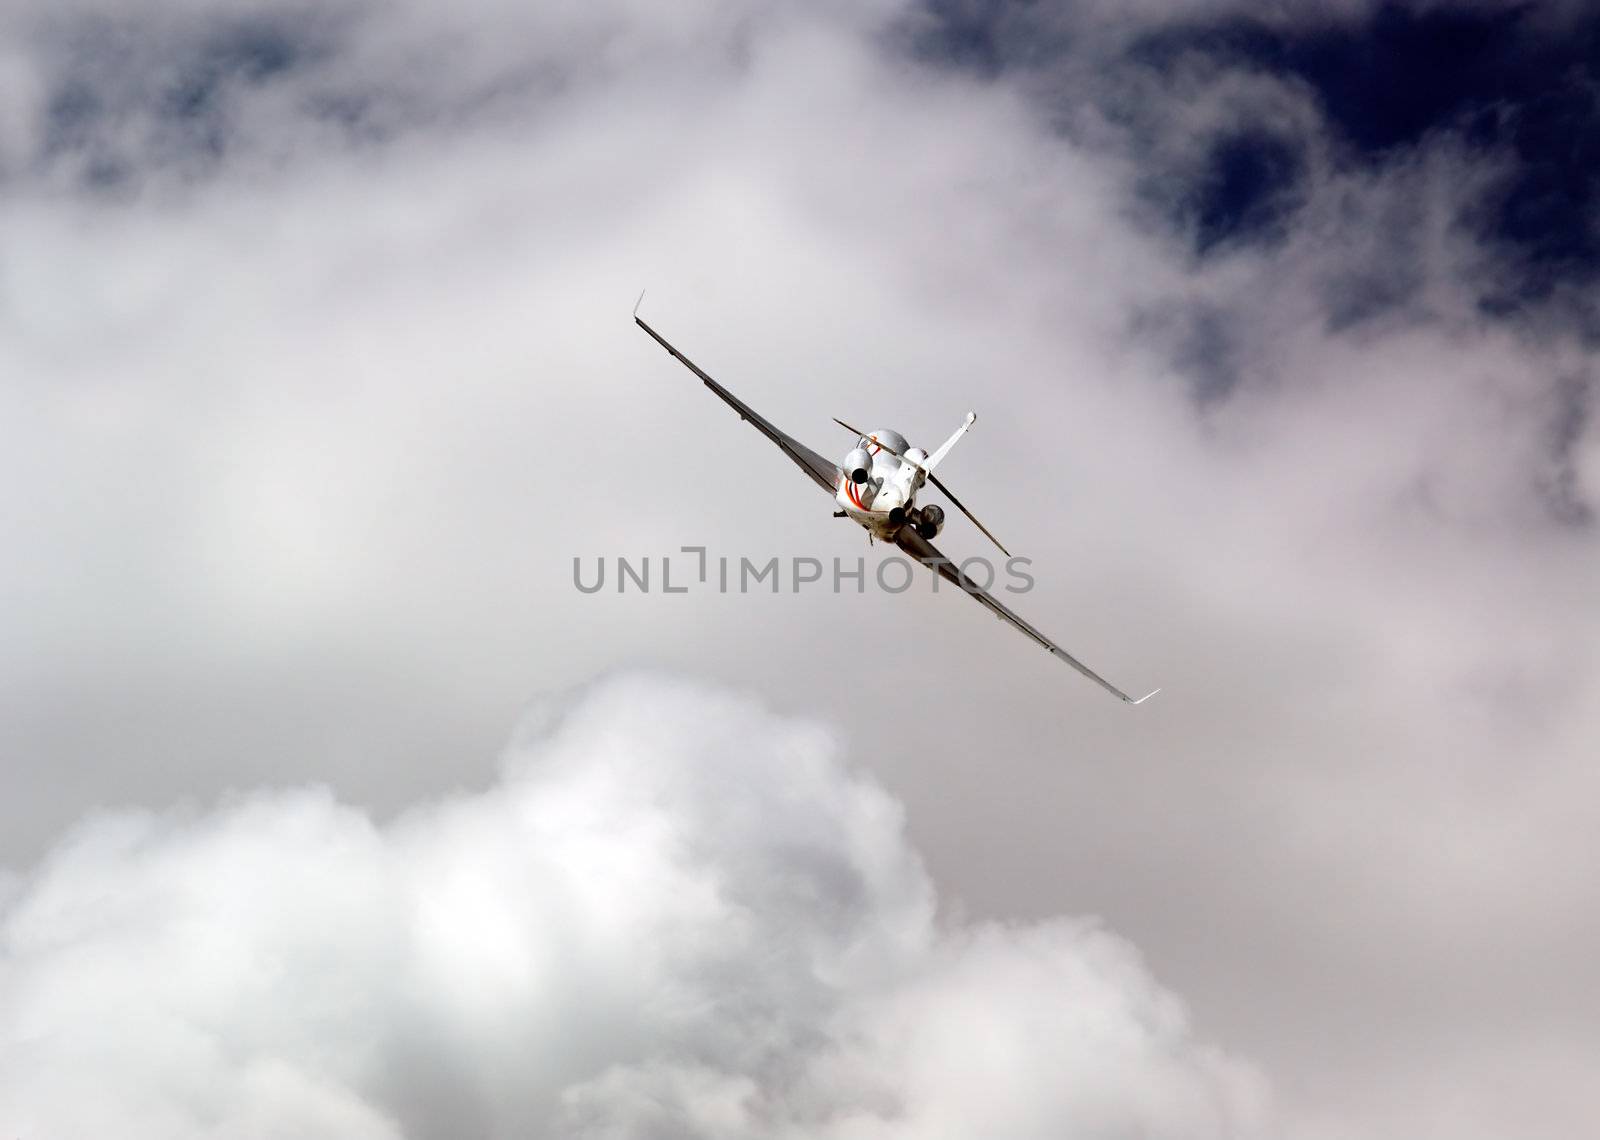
[923,411,977,474]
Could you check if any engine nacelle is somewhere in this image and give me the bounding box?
[915,504,946,539]
[843,447,873,485]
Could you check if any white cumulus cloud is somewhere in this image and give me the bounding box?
[0,672,1270,1139]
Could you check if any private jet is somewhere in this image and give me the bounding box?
[635,303,1158,704]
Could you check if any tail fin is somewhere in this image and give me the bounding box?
[918,414,1009,556]
[923,411,977,473]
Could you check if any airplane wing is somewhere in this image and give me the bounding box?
[894,526,1159,704]
[636,314,840,494]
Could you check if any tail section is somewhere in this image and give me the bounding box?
[924,411,977,474]
[833,411,1010,555]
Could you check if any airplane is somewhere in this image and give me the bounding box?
[634,301,1159,704]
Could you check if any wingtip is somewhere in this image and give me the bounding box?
[1128,688,1161,706]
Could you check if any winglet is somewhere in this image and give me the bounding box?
[1128,688,1161,706]
[633,289,647,319]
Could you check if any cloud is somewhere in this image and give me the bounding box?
[0,672,1270,1138]
[908,0,1600,321]
[1,2,1598,1138]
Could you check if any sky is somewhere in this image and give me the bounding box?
[1,1,1597,1137]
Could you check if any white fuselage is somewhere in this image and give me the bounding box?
[835,430,927,540]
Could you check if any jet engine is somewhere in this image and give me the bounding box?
[843,447,873,485]
[914,503,945,538]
